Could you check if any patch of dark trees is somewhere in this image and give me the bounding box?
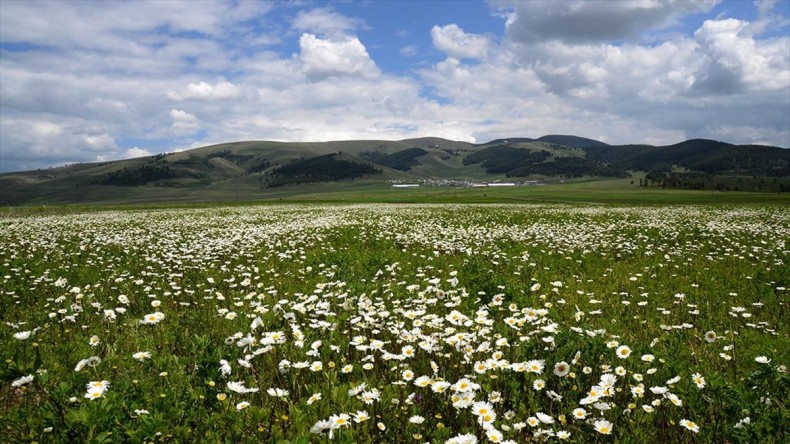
[359,148,428,171]
[464,145,627,178]
[263,154,381,187]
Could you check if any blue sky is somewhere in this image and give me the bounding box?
[1,0,788,172]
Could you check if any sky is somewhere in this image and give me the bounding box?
[0,0,789,173]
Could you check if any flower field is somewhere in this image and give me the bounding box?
[2,204,788,443]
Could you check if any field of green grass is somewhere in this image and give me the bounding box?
[2,203,787,443]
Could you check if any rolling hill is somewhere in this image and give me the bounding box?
[1,136,788,205]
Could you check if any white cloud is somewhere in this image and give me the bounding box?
[170,109,201,133]
[298,33,379,81]
[168,81,242,101]
[291,7,363,37]
[431,24,491,60]
[122,147,153,159]
[692,18,790,94]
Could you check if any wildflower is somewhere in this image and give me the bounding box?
[572,408,587,420]
[409,415,425,424]
[341,364,353,373]
[139,312,165,325]
[219,359,231,376]
[402,369,414,381]
[228,381,259,394]
[267,387,289,398]
[85,387,105,400]
[11,374,34,387]
[557,430,571,440]
[134,409,149,415]
[616,345,632,359]
[641,354,654,363]
[414,375,432,387]
[704,331,717,343]
[593,419,613,434]
[485,428,503,442]
[553,361,570,377]
[74,356,101,372]
[472,401,494,418]
[13,330,34,340]
[679,418,700,433]
[236,401,250,410]
[755,356,771,364]
[533,379,545,390]
[692,373,706,389]
[734,417,750,428]
[353,410,370,423]
[133,351,151,361]
[89,335,100,347]
[526,359,545,374]
[536,412,554,424]
[329,413,351,431]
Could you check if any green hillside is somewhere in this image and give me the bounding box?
[1,135,788,206]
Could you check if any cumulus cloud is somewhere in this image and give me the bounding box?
[170,109,200,133]
[167,81,241,101]
[298,33,379,81]
[431,24,491,59]
[692,18,790,94]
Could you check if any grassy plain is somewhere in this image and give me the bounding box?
[1,203,788,443]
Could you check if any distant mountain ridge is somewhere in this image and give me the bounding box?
[1,135,788,205]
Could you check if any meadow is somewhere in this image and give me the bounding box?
[1,203,788,443]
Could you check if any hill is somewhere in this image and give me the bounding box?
[1,136,788,205]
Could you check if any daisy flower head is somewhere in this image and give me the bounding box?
[526,359,545,374]
[89,335,100,347]
[593,419,613,434]
[133,351,151,361]
[616,345,632,359]
[306,392,322,405]
[236,401,250,410]
[572,408,587,419]
[679,418,700,433]
[553,361,570,377]
[755,356,771,364]
[692,373,706,389]
[533,379,545,391]
[409,415,425,424]
[704,331,717,343]
[353,410,370,423]
[267,387,289,398]
[139,312,165,325]
[485,428,503,442]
